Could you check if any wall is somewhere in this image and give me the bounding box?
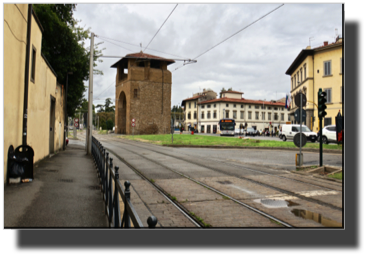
[4,4,65,183]
[115,59,172,134]
[222,92,242,99]
[184,99,199,130]
[313,45,343,131]
[198,101,287,132]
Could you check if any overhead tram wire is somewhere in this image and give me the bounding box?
[95,35,187,59]
[93,80,116,101]
[144,4,178,52]
[173,3,285,72]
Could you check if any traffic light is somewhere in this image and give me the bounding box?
[318,89,327,118]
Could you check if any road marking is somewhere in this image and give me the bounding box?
[296,190,340,197]
[229,185,260,197]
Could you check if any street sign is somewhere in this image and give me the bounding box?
[293,133,307,147]
[294,93,307,108]
[294,109,306,122]
[131,122,135,127]
[74,122,79,128]
[74,118,79,123]
[131,118,136,123]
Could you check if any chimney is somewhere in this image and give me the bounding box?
[324,41,328,46]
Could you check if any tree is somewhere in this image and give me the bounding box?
[95,104,104,113]
[33,4,105,116]
[104,98,115,112]
[75,98,96,126]
[97,112,115,130]
[96,98,115,113]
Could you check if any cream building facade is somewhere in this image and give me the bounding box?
[183,90,288,133]
[181,88,217,131]
[4,4,65,183]
[286,37,343,131]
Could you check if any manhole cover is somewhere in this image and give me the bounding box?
[260,199,289,208]
[58,179,73,183]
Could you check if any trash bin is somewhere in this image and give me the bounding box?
[7,144,34,183]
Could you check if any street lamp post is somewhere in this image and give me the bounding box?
[64,71,73,150]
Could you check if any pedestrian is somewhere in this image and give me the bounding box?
[180,126,182,134]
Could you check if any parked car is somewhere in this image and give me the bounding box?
[234,128,240,135]
[245,127,257,136]
[317,125,339,144]
[280,124,317,142]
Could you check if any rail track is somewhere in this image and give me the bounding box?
[99,135,342,210]
[93,134,343,227]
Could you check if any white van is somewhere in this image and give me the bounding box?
[280,124,317,142]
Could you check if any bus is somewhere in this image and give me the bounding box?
[219,119,236,136]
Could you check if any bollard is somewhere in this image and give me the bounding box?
[123,181,131,227]
[147,216,158,228]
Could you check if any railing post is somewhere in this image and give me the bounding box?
[113,166,121,228]
[108,157,113,227]
[104,152,109,200]
[147,216,158,228]
[123,181,131,228]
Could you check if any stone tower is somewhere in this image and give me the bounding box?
[111,52,175,135]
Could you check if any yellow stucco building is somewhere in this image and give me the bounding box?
[4,4,65,183]
[286,37,343,131]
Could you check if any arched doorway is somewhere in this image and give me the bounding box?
[118,91,127,134]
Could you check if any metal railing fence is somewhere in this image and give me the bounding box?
[92,136,157,228]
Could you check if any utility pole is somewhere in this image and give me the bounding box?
[86,32,94,154]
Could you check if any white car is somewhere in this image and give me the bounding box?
[318,125,338,144]
[280,124,317,142]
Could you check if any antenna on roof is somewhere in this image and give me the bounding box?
[309,37,314,47]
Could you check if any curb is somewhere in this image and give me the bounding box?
[290,170,342,183]
[163,145,342,154]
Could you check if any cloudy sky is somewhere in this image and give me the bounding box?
[73,3,343,108]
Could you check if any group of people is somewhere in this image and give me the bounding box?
[261,128,280,137]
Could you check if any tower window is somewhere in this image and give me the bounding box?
[134,89,138,98]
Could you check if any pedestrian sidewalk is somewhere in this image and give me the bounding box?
[4,141,108,228]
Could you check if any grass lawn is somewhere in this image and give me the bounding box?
[98,130,108,135]
[329,172,343,180]
[117,134,342,150]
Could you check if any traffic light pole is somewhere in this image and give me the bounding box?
[319,116,323,166]
[318,88,326,167]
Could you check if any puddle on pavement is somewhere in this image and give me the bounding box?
[254,199,300,208]
[291,209,342,227]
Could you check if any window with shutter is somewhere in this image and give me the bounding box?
[324,61,331,76]
[324,88,332,103]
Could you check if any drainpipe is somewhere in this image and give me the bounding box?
[22,4,32,146]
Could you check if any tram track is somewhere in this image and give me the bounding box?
[102,139,294,228]
[99,135,342,212]
[93,135,342,227]
[100,134,342,191]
